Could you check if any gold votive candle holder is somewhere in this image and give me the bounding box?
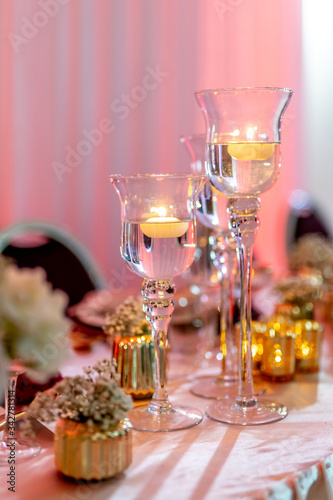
[293,320,324,373]
[54,418,132,480]
[110,333,155,399]
[260,321,297,382]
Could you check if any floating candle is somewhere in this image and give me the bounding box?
[227,142,275,161]
[140,217,189,238]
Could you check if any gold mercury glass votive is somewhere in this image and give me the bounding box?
[260,321,297,382]
[110,333,156,399]
[293,320,324,373]
[54,418,132,480]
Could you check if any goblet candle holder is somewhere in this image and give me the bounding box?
[195,87,292,425]
[110,174,204,432]
[181,135,238,397]
[181,134,264,399]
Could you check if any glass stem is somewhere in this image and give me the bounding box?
[3,370,18,442]
[142,280,175,415]
[219,248,238,380]
[227,196,260,408]
[236,241,256,406]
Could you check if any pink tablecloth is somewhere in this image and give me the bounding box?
[1,329,333,500]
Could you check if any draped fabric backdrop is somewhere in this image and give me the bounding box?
[0,0,302,288]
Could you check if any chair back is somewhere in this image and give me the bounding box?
[0,220,107,306]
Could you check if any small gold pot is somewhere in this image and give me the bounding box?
[54,418,132,480]
[110,333,155,399]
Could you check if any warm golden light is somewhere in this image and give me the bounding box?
[140,217,189,238]
[227,142,274,161]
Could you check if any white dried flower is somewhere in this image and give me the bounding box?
[289,234,333,280]
[104,296,151,338]
[0,256,70,381]
[273,274,322,304]
[23,358,133,436]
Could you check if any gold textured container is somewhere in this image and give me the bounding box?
[260,322,296,382]
[54,418,132,480]
[294,320,324,373]
[111,333,155,399]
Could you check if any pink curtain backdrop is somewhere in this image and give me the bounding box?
[0,0,302,288]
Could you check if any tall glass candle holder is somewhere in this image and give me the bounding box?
[110,174,204,432]
[181,134,239,397]
[195,87,292,425]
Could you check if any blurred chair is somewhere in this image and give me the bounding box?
[0,220,107,306]
[286,189,332,251]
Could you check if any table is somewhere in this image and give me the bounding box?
[1,329,333,500]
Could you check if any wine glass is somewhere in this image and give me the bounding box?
[195,87,292,424]
[0,360,41,464]
[110,173,205,431]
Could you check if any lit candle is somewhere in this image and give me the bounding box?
[294,320,324,373]
[227,142,274,161]
[140,217,189,238]
[260,321,296,382]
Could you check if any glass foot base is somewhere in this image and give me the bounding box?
[191,377,266,399]
[206,398,288,425]
[0,439,41,465]
[128,405,203,432]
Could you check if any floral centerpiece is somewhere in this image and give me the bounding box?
[0,258,70,381]
[23,359,133,479]
[104,296,151,337]
[273,274,322,320]
[25,359,132,431]
[288,234,333,282]
[288,235,333,323]
[0,256,71,464]
[104,297,156,399]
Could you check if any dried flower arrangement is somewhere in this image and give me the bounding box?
[273,274,322,305]
[0,255,69,381]
[21,359,133,436]
[104,296,151,338]
[288,234,333,281]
